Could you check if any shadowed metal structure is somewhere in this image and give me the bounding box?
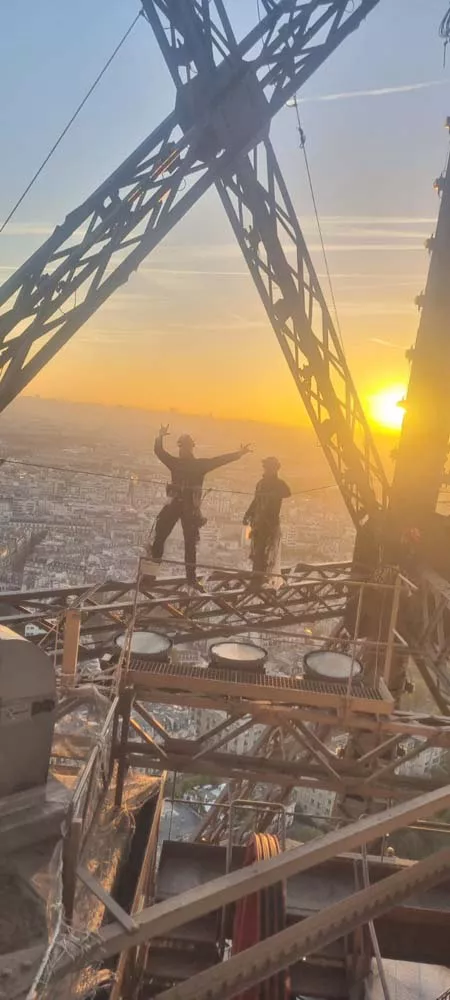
[0,1,386,529]
[3,4,450,998]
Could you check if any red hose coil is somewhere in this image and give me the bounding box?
[231,833,289,1000]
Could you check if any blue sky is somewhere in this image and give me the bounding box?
[0,1,449,424]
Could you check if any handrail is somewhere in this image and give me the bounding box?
[62,696,119,921]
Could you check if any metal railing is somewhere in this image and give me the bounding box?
[62,696,118,921]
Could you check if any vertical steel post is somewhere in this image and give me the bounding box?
[61,609,81,689]
[383,574,402,688]
[391,134,450,524]
[115,689,133,809]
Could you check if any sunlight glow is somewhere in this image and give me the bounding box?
[368,386,406,432]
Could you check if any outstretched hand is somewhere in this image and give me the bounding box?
[159,424,170,437]
[240,442,253,455]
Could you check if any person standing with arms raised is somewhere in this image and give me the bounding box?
[147,425,251,587]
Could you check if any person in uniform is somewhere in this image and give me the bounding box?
[148,425,251,586]
[243,457,291,588]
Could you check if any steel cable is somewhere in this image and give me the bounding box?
[0,11,142,234]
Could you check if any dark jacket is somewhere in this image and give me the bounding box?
[155,437,243,506]
[244,475,291,527]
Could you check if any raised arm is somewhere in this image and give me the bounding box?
[201,443,252,474]
[154,425,176,470]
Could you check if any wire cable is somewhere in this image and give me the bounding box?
[0,11,142,235]
[291,96,345,349]
[0,456,335,499]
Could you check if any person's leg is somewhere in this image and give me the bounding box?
[181,510,200,583]
[149,501,181,562]
[250,526,269,588]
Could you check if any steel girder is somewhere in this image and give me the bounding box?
[143,0,387,527]
[0,561,353,655]
[108,661,450,810]
[6,561,450,717]
[391,156,450,522]
[0,1,384,525]
[398,567,450,713]
[136,845,450,1000]
[125,744,449,802]
[6,561,450,716]
[215,141,389,525]
[45,787,450,982]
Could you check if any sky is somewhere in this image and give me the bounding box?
[0,0,449,428]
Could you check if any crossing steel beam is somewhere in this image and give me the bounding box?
[0,561,353,654]
[123,740,447,802]
[144,844,450,1000]
[46,786,450,983]
[0,1,385,525]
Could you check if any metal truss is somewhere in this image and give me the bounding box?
[0,1,383,525]
[0,561,353,657]
[145,0,387,526]
[391,150,450,521]
[6,559,450,716]
[141,844,450,1000]
[122,694,450,802]
[47,786,450,985]
[215,139,389,525]
[400,568,450,712]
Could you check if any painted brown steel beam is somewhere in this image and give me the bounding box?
[133,686,450,743]
[48,786,450,980]
[154,846,450,1000]
[0,564,353,644]
[124,744,443,801]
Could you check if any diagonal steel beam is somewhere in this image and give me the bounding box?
[0,2,382,521]
[154,845,450,1000]
[48,785,450,980]
[144,0,386,526]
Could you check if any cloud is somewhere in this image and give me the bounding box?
[307,243,425,253]
[0,222,53,237]
[339,301,414,317]
[370,338,406,349]
[298,80,446,104]
[142,265,248,278]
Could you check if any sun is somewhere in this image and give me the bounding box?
[368,386,406,432]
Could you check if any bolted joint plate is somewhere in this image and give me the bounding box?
[176,58,269,163]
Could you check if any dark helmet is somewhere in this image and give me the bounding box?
[262,456,281,472]
[177,433,195,449]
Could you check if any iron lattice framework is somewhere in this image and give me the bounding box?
[0,561,352,654]
[0,0,386,527]
[3,7,450,998]
[4,560,450,712]
[44,787,450,998]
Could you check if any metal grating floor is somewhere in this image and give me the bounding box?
[128,658,383,701]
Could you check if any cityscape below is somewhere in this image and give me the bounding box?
[0,394,356,591]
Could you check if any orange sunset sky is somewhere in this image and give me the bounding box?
[0,1,449,430]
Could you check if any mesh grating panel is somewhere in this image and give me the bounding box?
[128,658,383,700]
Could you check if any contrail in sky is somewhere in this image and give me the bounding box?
[370,338,405,349]
[298,80,445,103]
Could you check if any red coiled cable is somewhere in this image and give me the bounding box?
[231,833,289,1000]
